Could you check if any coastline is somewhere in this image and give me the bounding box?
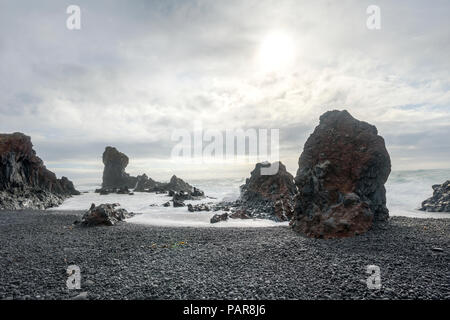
[0,210,448,300]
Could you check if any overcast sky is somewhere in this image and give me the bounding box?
[1,0,449,185]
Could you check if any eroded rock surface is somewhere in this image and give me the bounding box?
[101,147,137,189]
[76,203,134,227]
[292,110,391,238]
[0,132,79,210]
[420,181,450,212]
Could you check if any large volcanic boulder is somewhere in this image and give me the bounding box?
[292,110,391,239]
[0,132,79,210]
[76,203,134,227]
[238,161,297,221]
[420,181,450,212]
[101,147,137,189]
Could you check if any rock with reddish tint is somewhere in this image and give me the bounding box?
[420,180,450,212]
[0,132,79,210]
[292,110,391,239]
[238,161,297,221]
[77,203,134,227]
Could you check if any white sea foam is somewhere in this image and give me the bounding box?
[50,169,450,227]
[385,169,450,219]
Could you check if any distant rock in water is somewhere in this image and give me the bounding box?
[101,146,137,189]
[210,212,228,224]
[292,110,391,239]
[420,181,450,212]
[0,132,80,210]
[76,203,134,227]
[134,173,158,192]
[96,146,204,197]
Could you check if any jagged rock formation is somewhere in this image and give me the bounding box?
[134,174,158,192]
[238,161,296,221]
[420,181,450,212]
[101,147,137,189]
[207,161,296,223]
[75,203,134,227]
[292,110,391,239]
[0,132,80,210]
[96,146,204,197]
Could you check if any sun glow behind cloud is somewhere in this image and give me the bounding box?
[257,32,296,72]
[0,0,449,184]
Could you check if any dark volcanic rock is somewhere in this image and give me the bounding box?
[205,161,296,223]
[292,110,391,239]
[101,147,137,189]
[210,212,228,224]
[239,161,297,221]
[166,175,193,192]
[98,147,205,197]
[229,210,251,219]
[187,203,211,212]
[173,199,185,207]
[420,180,450,212]
[76,203,134,227]
[134,174,158,192]
[0,132,79,210]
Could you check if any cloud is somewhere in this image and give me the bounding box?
[0,0,449,184]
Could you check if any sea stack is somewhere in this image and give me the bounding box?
[0,132,79,210]
[420,181,450,212]
[292,110,391,238]
[101,146,137,189]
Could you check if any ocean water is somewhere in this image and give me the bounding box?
[50,169,450,227]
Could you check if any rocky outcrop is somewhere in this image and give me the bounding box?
[76,203,134,227]
[420,181,450,212]
[187,203,212,212]
[97,146,204,198]
[0,132,79,210]
[134,174,158,192]
[238,161,296,221]
[291,110,391,239]
[101,147,137,189]
[205,161,296,223]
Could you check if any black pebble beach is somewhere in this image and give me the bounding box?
[0,210,448,300]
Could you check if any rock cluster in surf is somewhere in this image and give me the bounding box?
[291,110,391,238]
[0,132,79,210]
[209,161,296,223]
[95,146,205,205]
[420,180,450,212]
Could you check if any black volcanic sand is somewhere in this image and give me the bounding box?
[0,210,448,300]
